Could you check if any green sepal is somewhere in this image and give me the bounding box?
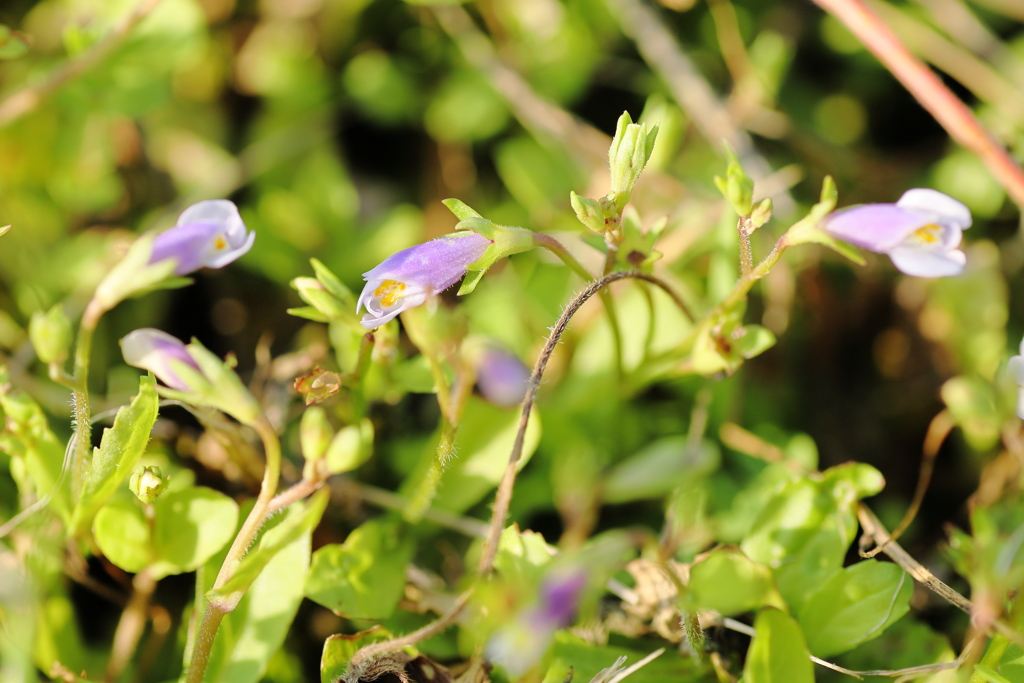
[451,216,537,295]
[784,176,864,264]
[570,191,606,234]
[290,259,360,327]
[155,341,260,426]
[713,140,754,217]
[93,234,183,312]
[442,197,484,220]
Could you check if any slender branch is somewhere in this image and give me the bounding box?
[70,298,105,503]
[348,589,474,668]
[862,409,953,558]
[477,271,662,575]
[737,216,754,278]
[857,503,973,613]
[811,0,1024,208]
[0,0,167,128]
[267,478,324,517]
[105,569,156,681]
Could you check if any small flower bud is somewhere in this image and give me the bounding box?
[713,142,755,216]
[608,112,659,200]
[570,192,606,234]
[129,466,166,504]
[750,197,773,229]
[29,305,72,364]
[301,407,334,480]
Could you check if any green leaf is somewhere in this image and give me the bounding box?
[203,495,322,683]
[324,418,374,474]
[306,516,413,619]
[798,560,913,657]
[320,626,399,683]
[0,26,30,60]
[743,609,814,683]
[684,546,784,617]
[457,268,486,295]
[286,305,330,323]
[209,488,329,611]
[311,258,355,308]
[93,498,152,573]
[72,374,159,535]
[492,525,556,591]
[603,435,719,503]
[150,487,239,578]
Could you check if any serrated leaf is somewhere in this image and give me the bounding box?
[798,561,913,657]
[72,374,159,535]
[305,517,412,619]
[744,609,815,683]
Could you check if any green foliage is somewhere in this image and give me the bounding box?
[684,546,784,616]
[743,609,815,683]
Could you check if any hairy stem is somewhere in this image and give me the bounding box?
[70,298,105,503]
[185,417,282,683]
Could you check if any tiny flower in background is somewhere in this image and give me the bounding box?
[822,188,972,278]
[150,199,255,276]
[1008,337,1024,420]
[357,232,492,329]
[120,329,199,391]
[476,346,530,408]
[486,569,587,676]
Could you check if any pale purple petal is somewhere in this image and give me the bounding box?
[149,200,254,275]
[822,204,930,252]
[362,233,491,292]
[120,329,199,391]
[896,189,972,231]
[536,570,587,628]
[886,245,966,278]
[477,347,530,408]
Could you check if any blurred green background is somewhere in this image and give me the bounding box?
[1,0,1023,678]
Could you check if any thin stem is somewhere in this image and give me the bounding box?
[185,417,282,683]
[105,569,156,681]
[348,590,474,668]
[478,271,652,575]
[267,478,324,517]
[70,298,105,503]
[0,0,167,128]
[346,332,375,419]
[811,0,1024,209]
[737,216,754,278]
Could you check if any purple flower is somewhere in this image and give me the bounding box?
[822,188,972,277]
[356,232,492,329]
[150,200,255,276]
[486,569,587,675]
[476,346,530,408]
[120,329,199,391]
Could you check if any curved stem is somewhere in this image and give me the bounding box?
[70,298,105,503]
[478,271,655,574]
[185,417,282,683]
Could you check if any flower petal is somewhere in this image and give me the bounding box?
[822,204,930,252]
[178,199,247,241]
[202,228,256,269]
[362,233,491,295]
[886,245,966,278]
[1017,387,1024,420]
[150,222,222,275]
[1008,355,1024,385]
[121,329,199,391]
[896,189,972,231]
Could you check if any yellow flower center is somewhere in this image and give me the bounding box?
[214,235,228,250]
[374,280,406,307]
[913,223,942,244]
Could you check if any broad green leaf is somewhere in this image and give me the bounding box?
[151,487,238,578]
[324,418,374,474]
[204,494,323,683]
[821,461,885,499]
[320,626,399,683]
[798,560,913,657]
[743,609,814,683]
[684,547,784,617]
[93,498,152,573]
[492,524,557,592]
[305,516,412,619]
[0,26,30,60]
[603,436,719,503]
[72,374,159,535]
[429,397,541,514]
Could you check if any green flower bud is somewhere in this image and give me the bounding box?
[570,192,606,234]
[750,198,773,230]
[301,406,334,480]
[713,142,755,216]
[29,305,72,364]
[608,111,659,201]
[129,466,166,504]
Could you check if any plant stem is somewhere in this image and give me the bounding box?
[811,0,1024,209]
[184,417,282,683]
[737,216,754,278]
[105,569,156,681]
[70,298,105,503]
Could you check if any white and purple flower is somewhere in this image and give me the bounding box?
[356,232,492,329]
[822,188,972,278]
[486,569,587,676]
[120,329,199,391]
[150,200,255,276]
